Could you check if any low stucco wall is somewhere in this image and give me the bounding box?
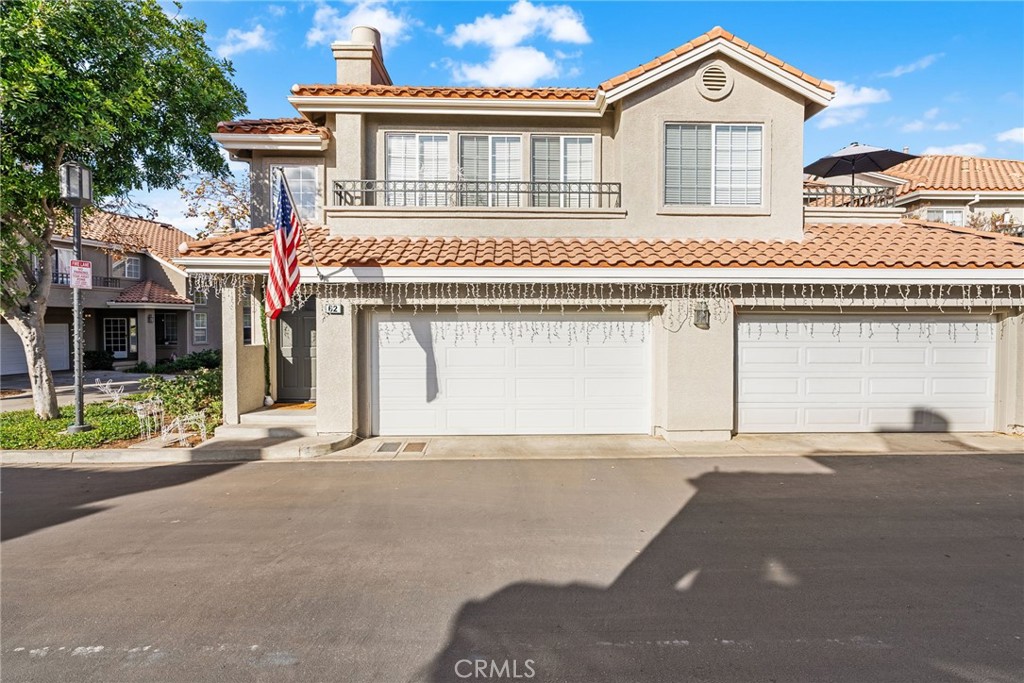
[221,286,266,424]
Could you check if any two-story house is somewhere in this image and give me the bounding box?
[1,211,221,376]
[178,26,1024,443]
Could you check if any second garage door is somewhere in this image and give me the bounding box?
[737,314,996,432]
[371,311,651,436]
[1,323,70,376]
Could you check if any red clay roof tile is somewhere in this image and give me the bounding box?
[883,155,1024,195]
[290,84,598,101]
[178,221,1024,270]
[216,117,330,139]
[111,280,191,306]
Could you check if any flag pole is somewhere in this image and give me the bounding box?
[276,169,326,281]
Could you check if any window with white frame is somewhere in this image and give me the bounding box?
[242,296,253,345]
[271,165,320,222]
[194,312,208,344]
[665,123,762,206]
[53,248,74,275]
[925,208,965,226]
[193,289,208,306]
[459,135,522,206]
[385,133,450,206]
[531,136,595,207]
[112,254,141,279]
[157,313,178,345]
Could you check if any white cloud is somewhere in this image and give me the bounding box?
[816,107,868,130]
[816,80,890,129]
[899,108,959,133]
[306,1,413,49]
[827,80,891,109]
[996,127,1024,144]
[267,4,287,17]
[922,143,986,156]
[450,46,558,87]
[216,24,272,59]
[879,53,943,78]
[447,0,590,49]
[443,0,590,87]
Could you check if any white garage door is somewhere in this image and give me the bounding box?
[1,323,70,375]
[737,315,996,433]
[372,311,651,436]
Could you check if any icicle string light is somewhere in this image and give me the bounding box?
[188,274,1024,344]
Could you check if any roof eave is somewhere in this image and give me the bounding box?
[287,95,604,118]
[602,38,833,111]
[211,133,330,152]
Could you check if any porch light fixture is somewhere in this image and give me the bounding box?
[693,301,711,330]
[59,160,94,434]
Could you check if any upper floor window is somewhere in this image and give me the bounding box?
[53,248,74,275]
[531,136,594,208]
[112,254,141,279]
[665,123,762,207]
[925,208,964,226]
[271,165,320,222]
[193,289,208,306]
[460,135,522,207]
[386,133,450,206]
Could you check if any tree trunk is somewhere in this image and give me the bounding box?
[4,309,60,420]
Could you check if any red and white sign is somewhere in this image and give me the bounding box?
[70,260,92,289]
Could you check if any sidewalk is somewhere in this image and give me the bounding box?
[2,432,1020,466]
[0,370,161,412]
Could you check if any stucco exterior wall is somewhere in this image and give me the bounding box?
[315,298,358,436]
[996,310,1024,434]
[221,286,266,424]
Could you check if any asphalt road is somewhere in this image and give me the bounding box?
[2,454,1022,683]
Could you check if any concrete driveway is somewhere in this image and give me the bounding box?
[2,454,1021,682]
[0,370,158,412]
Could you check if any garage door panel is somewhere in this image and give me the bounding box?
[738,315,995,433]
[373,312,650,435]
[1,323,69,375]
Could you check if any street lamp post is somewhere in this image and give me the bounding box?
[59,161,94,434]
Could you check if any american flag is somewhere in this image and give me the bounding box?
[265,176,303,319]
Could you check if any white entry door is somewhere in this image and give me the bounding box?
[1,323,70,375]
[737,314,996,432]
[371,311,651,435]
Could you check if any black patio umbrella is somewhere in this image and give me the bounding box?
[804,142,918,185]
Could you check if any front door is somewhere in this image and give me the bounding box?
[277,299,316,402]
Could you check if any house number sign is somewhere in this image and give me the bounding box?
[323,303,344,315]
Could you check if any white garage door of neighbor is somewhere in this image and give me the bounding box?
[371,312,651,436]
[737,315,997,433]
[1,323,70,375]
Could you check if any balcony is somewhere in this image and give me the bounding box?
[803,184,896,208]
[52,272,122,288]
[333,179,622,209]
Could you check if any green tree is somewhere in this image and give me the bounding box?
[1,0,246,418]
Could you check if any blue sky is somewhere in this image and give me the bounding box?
[146,0,1024,232]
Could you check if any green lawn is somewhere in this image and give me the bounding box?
[0,402,141,450]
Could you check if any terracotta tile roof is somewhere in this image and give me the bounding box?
[178,221,1024,270]
[110,280,192,306]
[71,211,192,263]
[600,26,834,94]
[290,83,598,101]
[216,117,330,139]
[882,155,1024,196]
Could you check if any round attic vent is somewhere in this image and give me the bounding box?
[697,61,734,101]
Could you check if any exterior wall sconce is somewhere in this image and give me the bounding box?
[693,301,711,330]
[147,313,154,324]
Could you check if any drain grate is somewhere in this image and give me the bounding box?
[375,441,403,454]
[401,441,428,455]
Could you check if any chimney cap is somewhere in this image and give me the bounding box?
[350,25,382,54]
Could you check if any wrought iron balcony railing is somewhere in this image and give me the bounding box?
[803,184,896,208]
[333,179,622,209]
[51,272,122,288]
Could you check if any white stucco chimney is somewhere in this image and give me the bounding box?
[331,26,392,85]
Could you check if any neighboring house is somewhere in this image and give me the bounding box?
[816,155,1024,232]
[178,26,1024,440]
[1,212,221,376]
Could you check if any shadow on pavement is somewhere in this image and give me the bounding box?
[421,454,1024,683]
[1,463,241,542]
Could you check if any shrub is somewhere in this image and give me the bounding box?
[140,367,222,422]
[173,349,222,371]
[84,350,115,371]
[0,402,140,450]
[125,361,152,373]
